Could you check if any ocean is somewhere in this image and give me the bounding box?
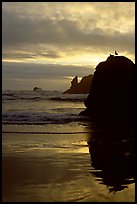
[2,90,135,202]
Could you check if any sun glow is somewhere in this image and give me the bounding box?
[2,2,135,90]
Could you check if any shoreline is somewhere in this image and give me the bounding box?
[2,130,135,202]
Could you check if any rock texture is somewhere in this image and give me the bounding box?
[80,55,135,127]
[63,75,93,94]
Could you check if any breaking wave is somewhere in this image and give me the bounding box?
[2,112,88,125]
[2,91,88,102]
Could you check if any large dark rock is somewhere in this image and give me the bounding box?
[80,55,135,127]
[63,75,93,94]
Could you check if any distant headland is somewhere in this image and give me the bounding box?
[63,74,94,94]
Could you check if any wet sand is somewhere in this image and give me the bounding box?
[2,132,135,202]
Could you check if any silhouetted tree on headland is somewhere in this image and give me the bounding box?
[80,55,135,128]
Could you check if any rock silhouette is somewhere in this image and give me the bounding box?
[63,75,93,94]
[115,51,118,55]
[33,87,43,91]
[80,55,135,128]
[87,126,135,193]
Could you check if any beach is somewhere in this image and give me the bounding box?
[2,127,135,202]
[2,90,135,202]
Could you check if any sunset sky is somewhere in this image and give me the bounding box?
[2,2,135,91]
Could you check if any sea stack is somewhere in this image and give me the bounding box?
[33,87,43,91]
[63,75,93,94]
[80,55,135,127]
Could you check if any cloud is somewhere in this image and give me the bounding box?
[2,2,135,54]
[2,2,135,90]
[2,50,61,61]
[2,61,94,80]
[2,61,94,90]
[2,9,134,46]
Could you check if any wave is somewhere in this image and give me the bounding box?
[2,131,89,134]
[2,90,88,102]
[2,96,87,102]
[2,112,88,125]
[49,97,86,102]
[2,141,89,151]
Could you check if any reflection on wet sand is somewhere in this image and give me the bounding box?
[87,125,135,194]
